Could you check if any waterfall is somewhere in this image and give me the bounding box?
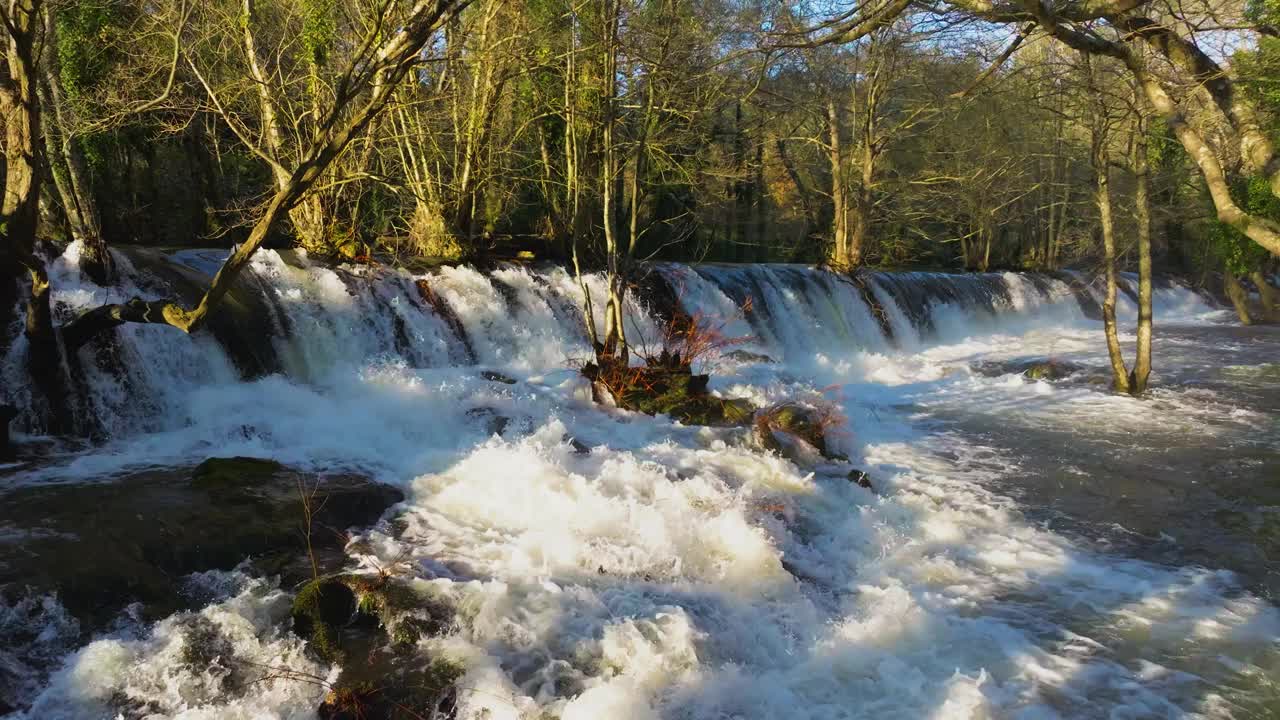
[0,244,1217,440]
[10,243,1279,720]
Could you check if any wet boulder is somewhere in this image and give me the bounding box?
[0,458,403,631]
[848,469,873,490]
[724,349,776,364]
[972,358,1082,382]
[466,407,511,436]
[479,370,517,385]
[753,403,844,464]
[0,404,16,460]
[293,574,461,720]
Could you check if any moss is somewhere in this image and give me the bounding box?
[1020,360,1079,382]
[589,362,755,427]
[191,456,284,489]
[319,658,464,720]
[292,577,357,663]
[293,574,453,662]
[759,404,827,455]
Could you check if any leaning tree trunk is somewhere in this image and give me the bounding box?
[1,0,73,431]
[60,0,472,349]
[1224,271,1253,325]
[1250,270,1277,322]
[1130,111,1153,393]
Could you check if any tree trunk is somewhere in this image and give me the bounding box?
[62,0,470,347]
[1224,271,1253,325]
[849,143,873,267]
[2,0,74,430]
[776,138,818,241]
[599,0,625,359]
[827,100,849,267]
[1250,270,1276,322]
[1130,109,1153,393]
[1094,138,1132,394]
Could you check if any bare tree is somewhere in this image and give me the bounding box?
[60,0,474,347]
[788,0,1280,258]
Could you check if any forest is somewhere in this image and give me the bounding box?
[2,0,1278,277]
[2,1,1280,718]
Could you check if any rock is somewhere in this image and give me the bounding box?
[972,358,1082,382]
[757,427,824,467]
[584,360,755,427]
[178,615,246,694]
[1021,360,1080,381]
[318,658,462,720]
[292,574,450,663]
[724,350,776,364]
[848,469,873,490]
[753,403,835,462]
[466,407,510,436]
[293,574,459,720]
[191,455,285,489]
[0,404,16,460]
[480,370,517,385]
[0,458,403,631]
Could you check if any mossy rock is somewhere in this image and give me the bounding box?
[1020,360,1080,381]
[292,574,453,664]
[292,577,360,663]
[319,658,464,720]
[586,362,755,427]
[191,456,285,489]
[0,460,403,633]
[755,403,828,456]
[972,358,1082,382]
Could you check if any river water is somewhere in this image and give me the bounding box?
[1,246,1277,719]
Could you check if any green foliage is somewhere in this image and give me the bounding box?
[1209,176,1278,274]
[1236,0,1280,137]
[301,0,336,68]
[1235,39,1280,130]
[56,1,124,100]
[1246,0,1280,26]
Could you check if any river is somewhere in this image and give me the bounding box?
[1,246,1277,719]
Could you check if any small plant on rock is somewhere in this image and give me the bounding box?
[581,300,755,427]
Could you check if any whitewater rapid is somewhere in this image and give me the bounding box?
[2,245,1278,719]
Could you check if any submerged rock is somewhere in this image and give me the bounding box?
[724,349,776,364]
[480,370,517,385]
[0,458,403,631]
[848,469,873,490]
[466,407,511,436]
[291,574,450,662]
[972,358,1082,382]
[291,574,460,720]
[318,658,463,720]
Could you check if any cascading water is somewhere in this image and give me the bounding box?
[2,243,1277,719]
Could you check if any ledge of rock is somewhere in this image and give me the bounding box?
[0,457,403,631]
